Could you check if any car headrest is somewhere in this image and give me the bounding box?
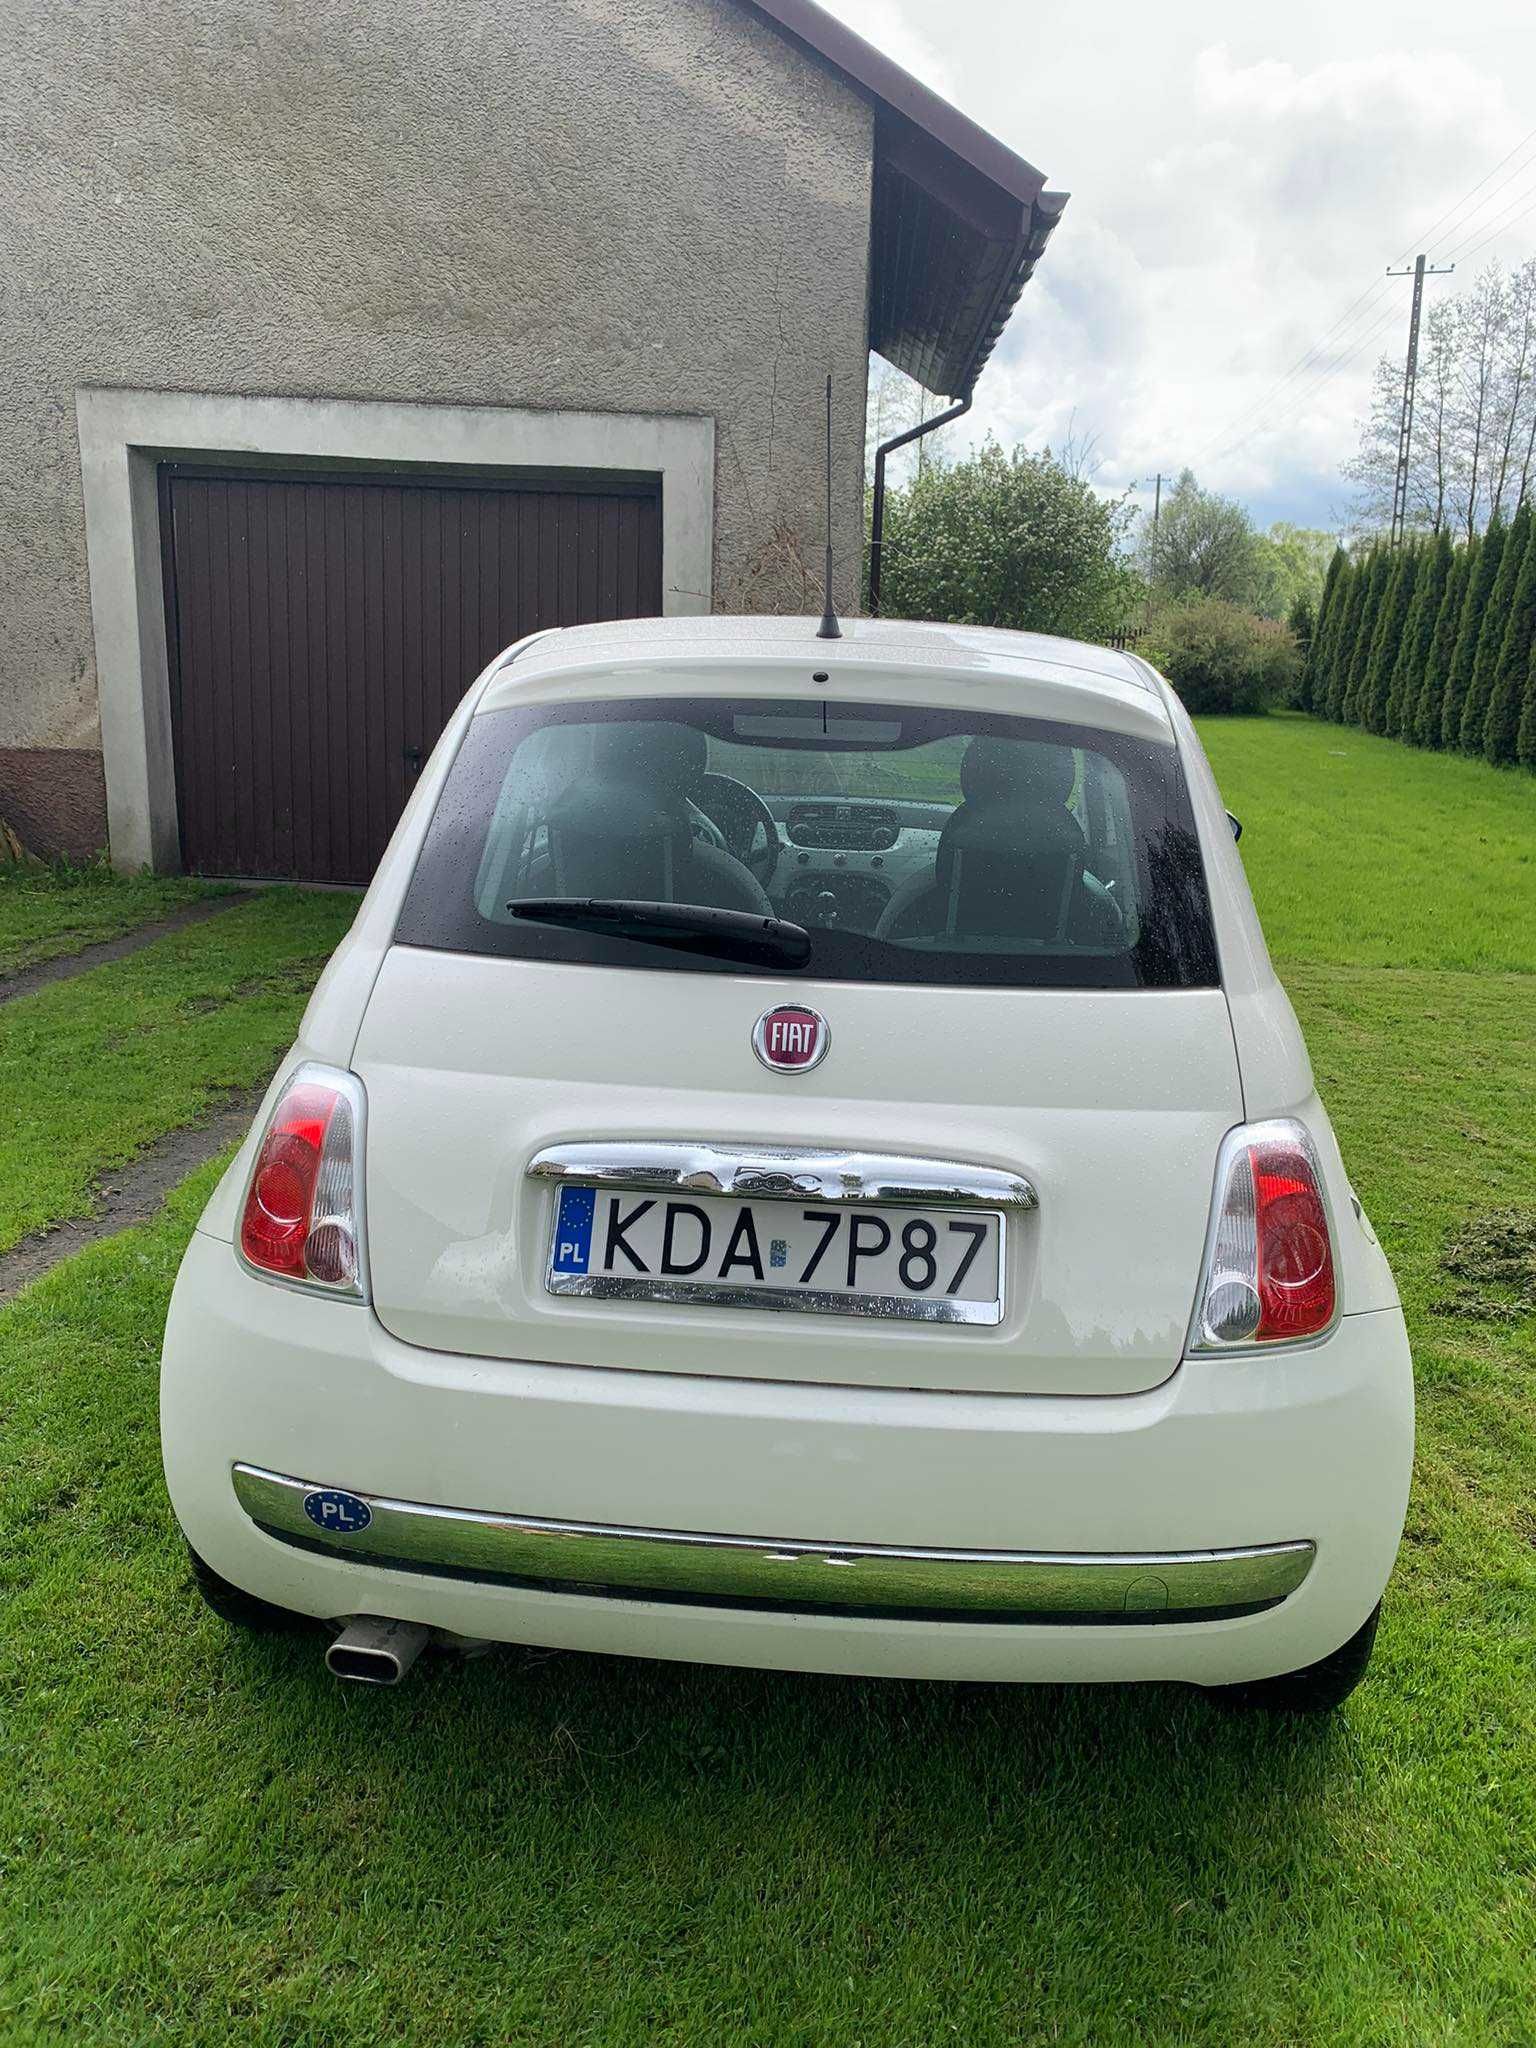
[960,736,1076,808]
[937,735,1086,914]
[593,722,707,800]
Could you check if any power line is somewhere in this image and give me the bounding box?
[1460,196,1536,267]
[1390,125,1536,264]
[1190,124,1536,469]
[1440,170,1536,260]
[1188,276,1393,465]
[1248,161,1536,463]
[1441,176,1536,265]
[1208,306,1398,468]
[1205,297,1404,467]
[1213,184,1534,485]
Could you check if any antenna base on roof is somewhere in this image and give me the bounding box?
[817,559,842,641]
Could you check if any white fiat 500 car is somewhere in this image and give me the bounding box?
[161,615,1413,1709]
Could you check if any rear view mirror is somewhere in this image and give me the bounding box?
[1227,811,1243,842]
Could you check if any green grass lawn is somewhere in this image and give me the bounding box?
[0,864,225,976]
[1198,712,1535,972]
[2,725,1535,2045]
[0,889,360,1251]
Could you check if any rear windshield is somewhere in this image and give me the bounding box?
[395,696,1219,990]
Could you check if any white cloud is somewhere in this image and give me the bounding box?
[830,0,1536,528]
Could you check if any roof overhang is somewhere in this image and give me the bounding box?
[740,0,1067,398]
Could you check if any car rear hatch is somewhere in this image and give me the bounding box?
[356,664,1236,1397]
[356,947,1240,1396]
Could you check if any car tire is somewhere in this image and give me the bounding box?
[1208,1602,1382,1714]
[187,1545,306,1633]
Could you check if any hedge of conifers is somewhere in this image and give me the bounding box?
[1299,502,1536,769]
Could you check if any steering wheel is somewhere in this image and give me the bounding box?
[696,773,781,887]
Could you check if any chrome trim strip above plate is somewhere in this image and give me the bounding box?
[543,1269,1003,1325]
[527,1142,1037,1211]
[232,1464,1316,1622]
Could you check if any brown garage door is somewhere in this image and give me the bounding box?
[160,465,662,884]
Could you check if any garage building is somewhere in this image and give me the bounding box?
[0,0,1063,881]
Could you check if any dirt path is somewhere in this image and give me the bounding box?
[0,1088,264,1304]
[0,893,254,1008]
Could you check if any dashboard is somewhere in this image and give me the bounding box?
[761,796,945,931]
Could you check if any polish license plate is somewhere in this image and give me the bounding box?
[545,1186,1003,1324]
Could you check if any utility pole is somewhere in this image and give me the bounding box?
[1386,254,1454,547]
[1142,474,1173,632]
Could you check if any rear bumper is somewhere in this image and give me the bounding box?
[231,1463,1317,1623]
[162,1229,1413,1685]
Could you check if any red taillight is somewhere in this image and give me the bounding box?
[1253,1141,1335,1338]
[1194,1121,1336,1349]
[239,1067,366,1296]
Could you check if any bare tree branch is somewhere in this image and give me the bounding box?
[1348,258,1536,539]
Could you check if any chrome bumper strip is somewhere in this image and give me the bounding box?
[231,1465,1314,1623]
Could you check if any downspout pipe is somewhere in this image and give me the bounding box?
[867,395,971,615]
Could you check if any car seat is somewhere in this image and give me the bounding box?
[543,722,772,915]
[874,737,1095,944]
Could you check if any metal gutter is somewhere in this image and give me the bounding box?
[867,396,971,616]
[866,187,1068,613]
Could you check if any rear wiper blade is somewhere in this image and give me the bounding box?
[507,898,811,968]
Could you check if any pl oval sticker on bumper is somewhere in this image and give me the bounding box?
[303,1488,372,1536]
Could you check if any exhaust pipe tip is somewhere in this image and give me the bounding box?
[326,1616,429,1686]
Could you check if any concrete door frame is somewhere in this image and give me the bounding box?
[75,387,715,872]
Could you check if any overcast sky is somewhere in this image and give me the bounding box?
[822,0,1536,534]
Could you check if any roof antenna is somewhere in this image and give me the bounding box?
[817,373,842,640]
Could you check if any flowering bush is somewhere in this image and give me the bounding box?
[1145,599,1301,714]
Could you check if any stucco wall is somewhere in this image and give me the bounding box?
[0,0,872,855]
